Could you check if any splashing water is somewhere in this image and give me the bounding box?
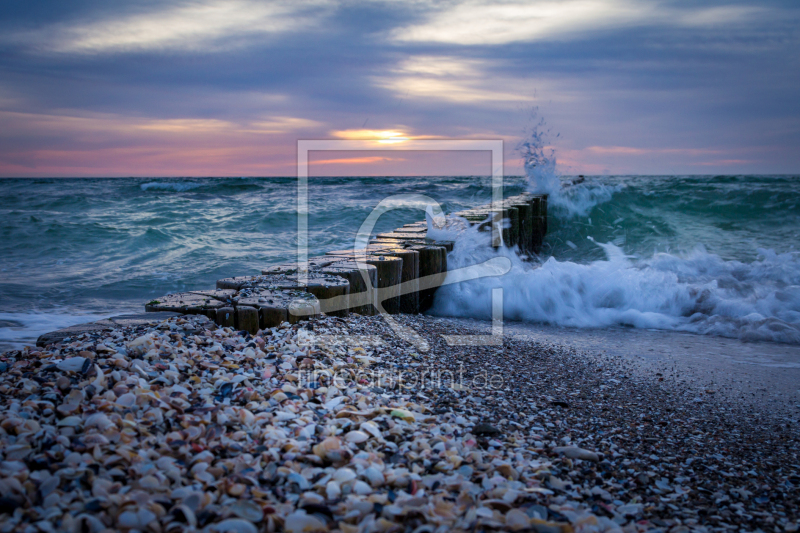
[518,116,618,218]
[430,123,800,345]
[519,115,560,196]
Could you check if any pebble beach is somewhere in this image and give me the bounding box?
[1,313,797,533]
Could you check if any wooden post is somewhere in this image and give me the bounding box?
[371,248,420,314]
[408,244,445,312]
[321,260,379,316]
[237,306,259,334]
[215,307,235,328]
[509,200,533,253]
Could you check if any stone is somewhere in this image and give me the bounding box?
[473,422,501,436]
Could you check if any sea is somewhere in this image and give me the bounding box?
[1,174,799,366]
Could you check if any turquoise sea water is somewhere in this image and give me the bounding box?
[1,175,799,348]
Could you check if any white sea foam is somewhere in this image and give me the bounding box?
[431,234,800,344]
[0,311,111,349]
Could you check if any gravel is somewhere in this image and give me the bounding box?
[0,312,797,532]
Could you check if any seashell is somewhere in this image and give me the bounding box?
[284,510,327,533]
[271,392,288,402]
[170,504,197,527]
[323,396,345,410]
[363,466,384,487]
[181,492,204,512]
[344,430,369,444]
[333,468,357,484]
[0,313,649,533]
[390,409,414,421]
[505,509,530,530]
[138,475,161,490]
[83,434,109,446]
[116,393,136,407]
[85,412,114,431]
[72,514,106,533]
[353,480,372,495]
[313,436,344,461]
[230,500,264,523]
[209,518,258,533]
[38,475,60,497]
[325,481,341,500]
[117,509,157,530]
[57,357,86,372]
[239,409,255,426]
[359,421,382,439]
[288,472,310,490]
[57,416,82,427]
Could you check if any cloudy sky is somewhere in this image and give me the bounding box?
[1,0,798,177]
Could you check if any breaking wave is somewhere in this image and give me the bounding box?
[431,122,800,344]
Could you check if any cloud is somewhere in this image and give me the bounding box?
[586,146,724,156]
[0,109,327,176]
[0,110,323,137]
[391,0,772,45]
[23,0,333,54]
[311,156,406,164]
[372,56,539,104]
[696,159,756,166]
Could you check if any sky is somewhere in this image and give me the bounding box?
[0,0,798,177]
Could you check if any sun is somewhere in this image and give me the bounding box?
[331,129,410,144]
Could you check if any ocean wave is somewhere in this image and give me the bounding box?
[431,229,800,345]
[140,181,203,192]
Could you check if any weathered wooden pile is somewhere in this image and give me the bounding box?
[143,193,547,333]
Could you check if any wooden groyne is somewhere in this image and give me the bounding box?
[36,193,547,345]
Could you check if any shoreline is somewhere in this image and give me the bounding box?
[1,313,798,531]
[452,318,800,418]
